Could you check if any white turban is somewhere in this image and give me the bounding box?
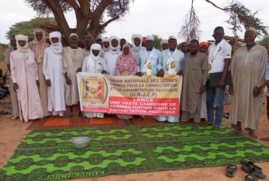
[146,35,154,41]
[109,36,120,52]
[168,35,177,41]
[90,43,102,60]
[247,27,257,35]
[15,34,29,52]
[70,33,78,38]
[160,39,168,46]
[49,31,62,54]
[49,31,61,41]
[15,34,35,64]
[102,37,110,52]
[131,34,143,51]
[102,37,109,43]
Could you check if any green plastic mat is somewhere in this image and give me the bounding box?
[1,124,269,180]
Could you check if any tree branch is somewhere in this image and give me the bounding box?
[100,15,119,29]
[93,0,113,18]
[205,0,226,11]
[78,0,90,18]
[64,0,80,13]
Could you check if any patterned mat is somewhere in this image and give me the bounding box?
[26,116,164,130]
[1,124,269,180]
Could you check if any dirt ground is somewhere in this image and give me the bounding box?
[0,94,269,181]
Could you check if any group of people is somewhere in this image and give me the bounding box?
[4,25,268,139]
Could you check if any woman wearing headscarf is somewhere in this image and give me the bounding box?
[29,28,50,118]
[115,43,136,120]
[199,42,209,56]
[10,34,43,122]
[82,43,107,118]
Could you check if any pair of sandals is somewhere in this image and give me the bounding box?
[0,110,9,115]
[225,159,266,180]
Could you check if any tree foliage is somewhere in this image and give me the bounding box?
[153,35,162,50]
[6,17,56,40]
[24,0,133,43]
[180,0,268,42]
[259,36,269,46]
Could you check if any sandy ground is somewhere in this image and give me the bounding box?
[0,96,269,181]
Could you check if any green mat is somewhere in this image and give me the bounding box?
[1,124,269,180]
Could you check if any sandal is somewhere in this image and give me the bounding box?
[241,159,266,179]
[225,164,237,177]
[0,111,9,115]
[245,174,258,181]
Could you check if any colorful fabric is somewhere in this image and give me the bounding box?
[115,44,136,76]
[1,124,269,180]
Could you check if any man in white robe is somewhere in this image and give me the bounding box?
[104,36,122,76]
[63,33,84,116]
[10,34,43,122]
[29,28,50,118]
[4,35,19,119]
[131,34,145,70]
[100,37,110,58]
[81,43,108,118]
[43,31,66,117]
[156,36,185,123]
[137,35,161,77]
[229,28,268,139]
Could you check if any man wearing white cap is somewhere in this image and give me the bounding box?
[63,33,84,117]
[160,39,169,51]
[43,31,66,117]
[131,34,145,68]
[10,34,43,122]
[82,43,107,118]
[100,37,110,58]
[137,35,161,77]
[104,36,122,76]
[229,28,268,139]
[156,35,185,123]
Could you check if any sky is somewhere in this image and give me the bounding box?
[0,0,268,44]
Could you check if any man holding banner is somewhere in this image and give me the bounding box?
[156,36,185,123]
[81,43,107,118]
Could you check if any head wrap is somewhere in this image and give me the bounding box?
[15,34,35,64]
[109,36,120,53]
[146,35,154,41]
[122,43,131,55]
[15,34,28,52]
[49,31,62,54]
[102,37,110,52]
[247,27,257,35]
[31,28,47,63]
[90,43,102,60]
[87,43,102,72]
[131,34,143,52]
[102,37,109,43]
[199,42,209,55]
[160,39,168,46]
[69,33,78,38]
[168,36,177,41]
